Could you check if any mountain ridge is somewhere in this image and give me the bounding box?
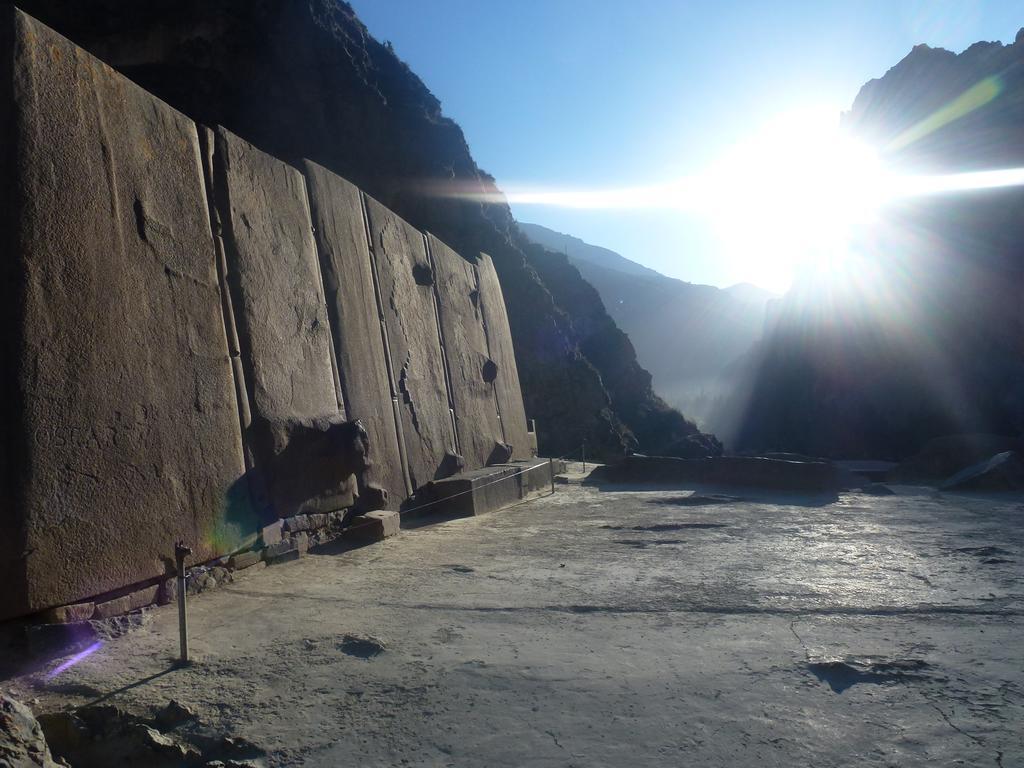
[716,31,1024,458]
[519,222,772,428]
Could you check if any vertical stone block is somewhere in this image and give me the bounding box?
[476,254,533,460]
[0,9,246,620]
[302,161,410,506]
[0,6,24,620]
[363,196,459,490]
[427,234,507,469]
[210,128,351,518]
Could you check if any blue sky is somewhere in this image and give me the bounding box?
[349,1,1023,290]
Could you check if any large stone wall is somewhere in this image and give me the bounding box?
[0,8,246,618]
[208,127,355,521]
[0,7,24,618]
[363,197,460,490]
[0,9,534,621]
[476,254,533,460]
[303,161,411,507]
[428,235,508,468]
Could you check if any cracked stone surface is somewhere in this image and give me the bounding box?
[427,234,505,469]
[0,8,244,619]
[212,127,342,451]
[363,195,456,489]
[8,468,1023,766]
[475,253,532,461]
[303,161,409,506]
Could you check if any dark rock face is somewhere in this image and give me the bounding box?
[38,702,266,767]
[520,241,712,456]
[940,451,1024,492]
[13,0,697,460]
[248,416,367,517]
[717,34,1024,459]
[519,223,772,428]
[662,433,725,460]
[0,8,246,619]
[1,694,62,768]
[303,160,411,505]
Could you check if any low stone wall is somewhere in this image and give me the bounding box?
[411,459,564,520]
[587,455,841,492]
[30,507,401,642]
[1,9,535,622]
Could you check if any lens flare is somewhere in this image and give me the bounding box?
[46,642,102,679]
[424,80,1022,292]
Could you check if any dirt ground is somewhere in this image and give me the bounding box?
[6,464,1023,767]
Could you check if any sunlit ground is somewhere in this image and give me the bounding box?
[11,479,1024,766]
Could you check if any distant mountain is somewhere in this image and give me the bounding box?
[723,282,776,306]
[519,223,773,427]
[517,225,666,280]
[713,31,1024,459]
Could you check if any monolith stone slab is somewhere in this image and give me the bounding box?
[302,161,410,506]
[476,253,532,460]
[212,127,349,518]
[363,196,458,490]
[0,9,245,620]
[428,234,507,469]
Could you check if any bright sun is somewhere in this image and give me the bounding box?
[696,109,886,292]
[453,102,1024,294]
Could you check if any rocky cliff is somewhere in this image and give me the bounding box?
[13,0,699,460]
[716,31,1024,458]
[520,223,773,429]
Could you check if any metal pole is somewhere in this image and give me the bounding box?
[549,457,555,495]
[174,541,192,665]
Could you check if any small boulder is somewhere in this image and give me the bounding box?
[153,701,196,731]
[890,434,1024,482]
[209,567,233,586]
[486,441,514,465]
[940,451,1024,492]
[0,693,63,767]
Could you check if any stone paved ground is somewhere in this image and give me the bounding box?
[7,464,1024,767]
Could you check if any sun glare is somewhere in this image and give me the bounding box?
[435,102,1024,294]
[696,109,887,292]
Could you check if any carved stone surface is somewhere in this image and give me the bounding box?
[476,253,532,460]
[0,9,245,620]
[247,416,366,516]
[303,161,410,506]
[364,196,457,490]
[211,128,347,519]
[213,127,341,430]
[428,234,507,468]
